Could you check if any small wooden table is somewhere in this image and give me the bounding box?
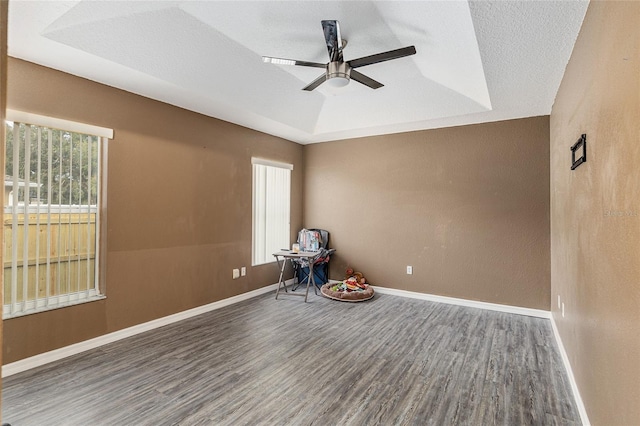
[272,250,320,302]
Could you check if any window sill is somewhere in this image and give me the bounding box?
[3,293,106,320]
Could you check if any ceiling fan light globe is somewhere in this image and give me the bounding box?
[327,76,350,88]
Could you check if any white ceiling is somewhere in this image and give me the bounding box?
[8,1,589,144]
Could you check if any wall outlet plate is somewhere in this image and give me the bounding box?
[241,267,246,276]
[406,266,413,275]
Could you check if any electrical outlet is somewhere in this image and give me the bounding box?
[558,295,561,309]
[232,269,240,279]
[562,302,565,318]
[406,265,413,275]
[241,267,246,276]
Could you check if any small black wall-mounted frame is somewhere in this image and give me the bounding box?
[571,134,587,170]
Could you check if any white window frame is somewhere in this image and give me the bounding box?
[3,110,112,319]
[251,158,292,266]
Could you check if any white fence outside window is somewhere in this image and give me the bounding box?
[3,111,112,318]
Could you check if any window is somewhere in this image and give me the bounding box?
[3,111,112,318]
[252,158,292,265]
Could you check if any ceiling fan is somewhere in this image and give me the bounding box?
[262,20,416,91]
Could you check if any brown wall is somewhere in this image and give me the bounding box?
[0,0,8,415]
[550,2,640,425]
[303,117,551,310]
[3,58,303,363]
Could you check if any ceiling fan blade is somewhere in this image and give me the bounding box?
[350,70,384,89]
[348,46,416,69]
[262,56,326,68]
[303,73,328,91]
[321,20,343,62]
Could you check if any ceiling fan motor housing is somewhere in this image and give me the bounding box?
[327,61,350,81]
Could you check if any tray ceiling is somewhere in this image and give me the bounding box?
[8,1,589,144]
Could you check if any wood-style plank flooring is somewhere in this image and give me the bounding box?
[2,291,580,425]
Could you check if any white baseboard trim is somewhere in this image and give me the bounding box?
[371,285,551,319]
[550,315,591,426]
[5,279,587,424]
[369,285,587,423]
[0,282,557,372]
[2,282,284,378]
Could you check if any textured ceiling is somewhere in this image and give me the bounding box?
[8,1,589,144]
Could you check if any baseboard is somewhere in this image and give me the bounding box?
[5,280,586,424]
[550,315,591,426]
[0,282,557,373]
[368,285,587,423]
[371,285,551,319]
[2,282,284,378]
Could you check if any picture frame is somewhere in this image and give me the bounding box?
[571,134,587,170]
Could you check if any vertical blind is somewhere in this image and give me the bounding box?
[4,111,112,318]
[252,158,292,265]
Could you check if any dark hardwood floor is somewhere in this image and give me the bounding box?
[2,291,580,425]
